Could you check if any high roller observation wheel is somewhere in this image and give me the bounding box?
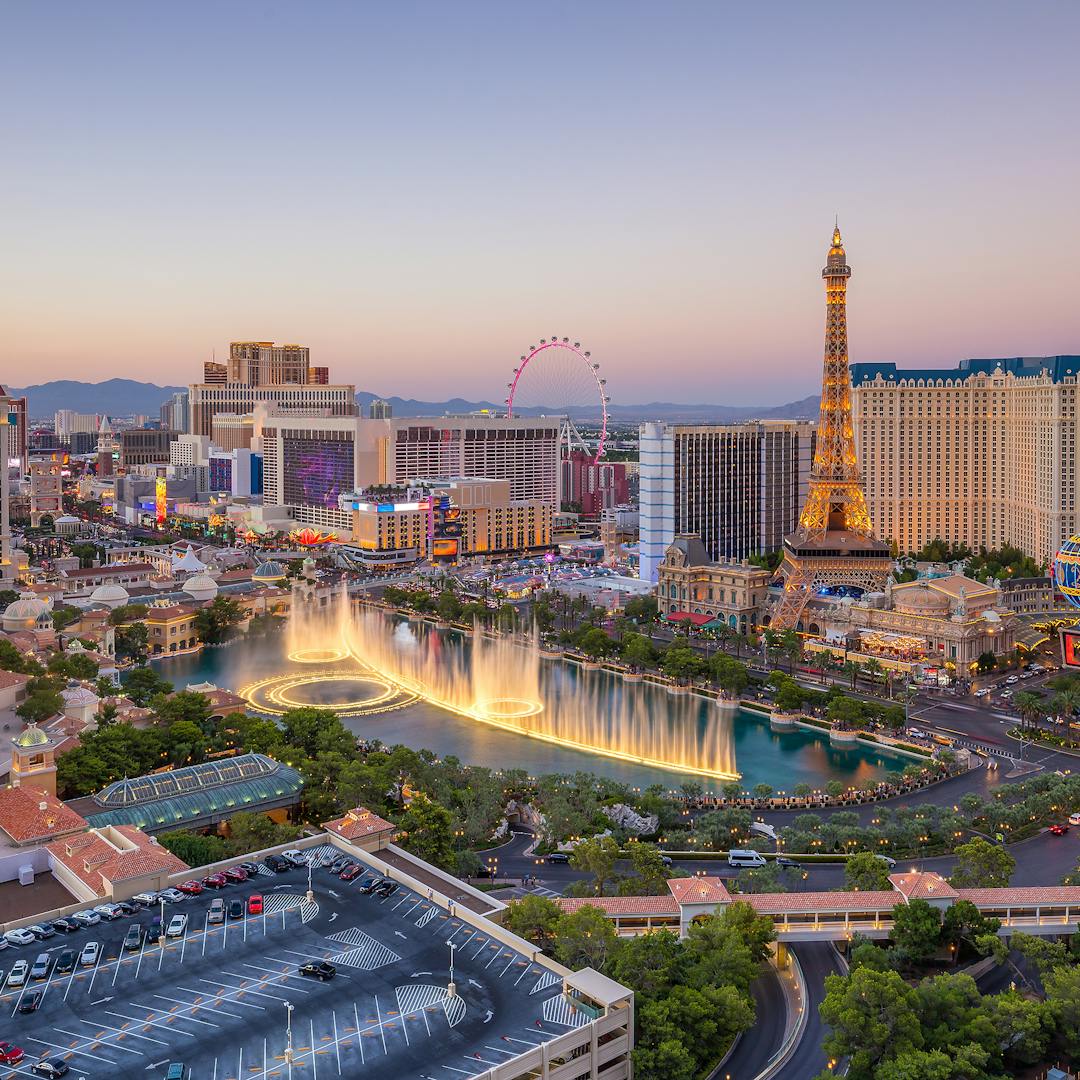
[504,337,610,463]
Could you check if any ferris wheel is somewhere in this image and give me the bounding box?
[504,337,610,464]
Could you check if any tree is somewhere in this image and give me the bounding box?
[975,651,997,674]
[152,690,211,729]
[435,589,462,622]
[890,899,941,966]
[16,675,65,724]
[661,644,703,683]
[108,603,149,626]
[683,901,775,995]
[570,835,620,895]
[1012,690,1045,737]
[620,632,655,670]
[872,1046,988,1080]
[157,829,228,866]
[225,811,300,855]
[118,664,173,708]
[115,623,150,664]
[193,595,245,645]
[577,627,612,660]
[950,837,1015,888]
[817,967,924,1080]
[696,807,752,850]
[845,851,892,892]
[1042,962,1080,1059]
[842,657,863,689]
[607,929,682,998]
[939,899,1000,956]
[628,842,671,895]
[552,905,619,972]
[774,678,805,713]
[828,694,866,730]
[51,605,81,631]
[0,638,38,674]
[622,595,658,624]
[397,794,455,870]
[504,894,562,952]
[710,653,749,697]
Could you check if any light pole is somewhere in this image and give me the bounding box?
[284,1001,295,1063]
[306,857,314,904]
[158,895,166,947]
[447,941,457,998]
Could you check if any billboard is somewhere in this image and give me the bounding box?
[1061,628,1080,668]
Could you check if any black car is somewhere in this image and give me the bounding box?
[237,862,259,876]
[357,878,384,895]
[298,961,336,981]
[375,882,399,898]
[227,900,244,920]
[55,949,78,974]
[123,925,144,951]
[546,852,570,864]
[776,856,800,868]
[18,989,44,1013]
[115,901,140,917]
[265,855,289,873]
[51,918,79,934]
[28,924,56,940]
[31,1058,69,1078]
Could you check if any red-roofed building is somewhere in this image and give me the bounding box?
[0,786,88,846]
[47,824,189,901]
[0,668,30,709]
[888,871,958,907]
[322,807,397,850]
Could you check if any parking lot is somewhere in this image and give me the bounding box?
[0,847,584,1080]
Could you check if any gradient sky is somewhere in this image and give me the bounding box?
[3,1,1079,404]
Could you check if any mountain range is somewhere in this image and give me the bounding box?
[9,379,820,424]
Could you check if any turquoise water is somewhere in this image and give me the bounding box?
[151,632,904,792]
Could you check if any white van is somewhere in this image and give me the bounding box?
[727,849,767,868]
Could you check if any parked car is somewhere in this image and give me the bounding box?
[131,892,159,907]
[70,910,101,928]
[159,888,187,904]
[237,862,259,876]
[1050,824,1069,836]
[298,961,336,981]
[55,949,78,973]
[51,918,79,934]
[30,954,52,980]
[0,1042,25,1066]
[281,850,306,868]
[18,990,44,1014]
[264,855,289,873]
[329,857,350,873]
[6,960,29,987]
[177,880,204,896]
[163,1064,188,1080]
[727,849,767,868]
[79,941,101,967]
[115,901,140,917]
[376,882,399,898]
[166,914,188,938]
[357,878,384,895]
[227,900,244,920]
[247,894,263,916]
[94,903,123,920]
[776,856,800,868]
[875,854,897,868]
[123,925,144,951]
[201,873,227,889]
[1071,812,1080,827]
[546,852,570,864]
[207,899,226,925]
[4,928,37,947]
[26,924,56,940]
[29,1057,68,1076]
[339,863,362,881]
[222,867,248,884]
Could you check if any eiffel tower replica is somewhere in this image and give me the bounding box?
[771,225,892,630]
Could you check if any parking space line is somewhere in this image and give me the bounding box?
[189,980,267,1009]
[446,923,465,943]
[499,956,516,977]
[84,945,104,997]
[26,1033,120,1064]
[78,1016,171,1046]
[153,993,229,1022]
[309,1018,318,1079]
[333,1010,341,1074]
[126,1000,221,1029]
[239,962,313,990]
[71,1021,145,1056]
[374,994,388,1055]
[513,964,535,987]
[354,1001,366,1065]
[104,1009,199,1040]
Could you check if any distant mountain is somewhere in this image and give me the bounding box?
[355,391,820,423]
[10,379,186,419]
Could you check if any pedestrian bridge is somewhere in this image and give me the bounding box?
[556,873,1080,943]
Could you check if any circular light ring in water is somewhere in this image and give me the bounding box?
[240,669,420,717]
[288,648,350,664]
[473,697,544,720]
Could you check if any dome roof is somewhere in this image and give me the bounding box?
[253,561,286,582]
[2,592,52,631]
[183,573,219,601]
[89,583,130,608]
[55,515,79,524]
[62,682,100,708]
[13,723,50,748]
[891,584,949,615]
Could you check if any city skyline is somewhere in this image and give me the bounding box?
[4,2,1079,402]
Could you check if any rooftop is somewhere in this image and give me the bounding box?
[850,355,1080,386]
[323,806,396,843]
[0,786,88,844]
[47,825,189,897]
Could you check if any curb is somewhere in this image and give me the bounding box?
[751,946,810,1080]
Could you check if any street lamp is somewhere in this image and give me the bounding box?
[447,942,457,998]
[284,1001,295,1063]
[158,895,166,947]
[306,857,314,904]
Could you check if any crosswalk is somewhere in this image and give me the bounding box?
[543,992,589,1028]
[530,971,561,996]
[394,981,465,1026]
[415,905,438,928]
[261,891,319,924]
[326,927,400,970]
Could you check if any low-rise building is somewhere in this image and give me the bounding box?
[996,575,1055,614]
[144,601,199,654]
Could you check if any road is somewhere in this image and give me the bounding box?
[717,964,787,1078]
[781,943,844,1080]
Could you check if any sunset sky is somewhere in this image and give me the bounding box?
[3,1,1079,404]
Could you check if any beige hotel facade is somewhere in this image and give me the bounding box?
[850,356,1080,566]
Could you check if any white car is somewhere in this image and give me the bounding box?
[1070,812,1080,827]
[159,888,187,904]
[71,910,101,927]
[281,849,306,867]
[79,941,100,967]
[166,914,188,938]
[3,928,36,947]
[974,688,991,698]
[1006,675,1019,684]
[6,960,29,987]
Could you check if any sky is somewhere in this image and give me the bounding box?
[2,1,1079,405]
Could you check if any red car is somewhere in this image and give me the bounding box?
[0,1042,25,1065]
[223,867,248,883]
[1050,824,1069,836]
[202,873,228,888]
[247,894,263,915]
[340,864,363,882]
[178,880,204,895]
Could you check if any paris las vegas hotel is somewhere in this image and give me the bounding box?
[851,354,1080,566]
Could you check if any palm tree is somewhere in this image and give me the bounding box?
[1012,690,1044,739]
[1052,685,1080,738]
[780,629,802,673]
[862,658,884,693]
[842,658,862,691]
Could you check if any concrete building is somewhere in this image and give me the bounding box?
[259,414,561,537]
[638,419,816,584]
[562,449,629,516]
[159,391,189,433]
[226,341,311,386]
[119,427,176,468]
[851,355,1080,564]
[368,398,392,419]
[4,393,27,472]
[0,389,17,580]
[655,535,772,634]
[28,448,65,525]
[54,410,100,437]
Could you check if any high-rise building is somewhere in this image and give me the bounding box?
[28,448,65,526]
[54,410,101,437]
[772,225,891,630]
[4,395,27,473]
[562,450,629,516]
[203,360,227,384]
[0,389,16,579]
[368,399,393,419]
[227,341,311,386]
[159,391,189,433]
[637,420,816,584]
[309,366,329,385]
[96,416,116,477]
[851,355,1080,564]
[119,428,176,468]
[259,414,561,536]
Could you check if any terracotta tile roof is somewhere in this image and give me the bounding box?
[322,807,396,842]
[0,670,30,691]
[145,604,197,622]
[746,890,900,914]
[47,825,188,898]
[0,788,88,844]
[62,563,155,579]
[888,871,958,901]
[204,689,246,708]
[668,877,732,905]
[555,896,681,916]
[955,886,1080,907]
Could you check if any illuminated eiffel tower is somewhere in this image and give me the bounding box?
[771,225,892,630]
